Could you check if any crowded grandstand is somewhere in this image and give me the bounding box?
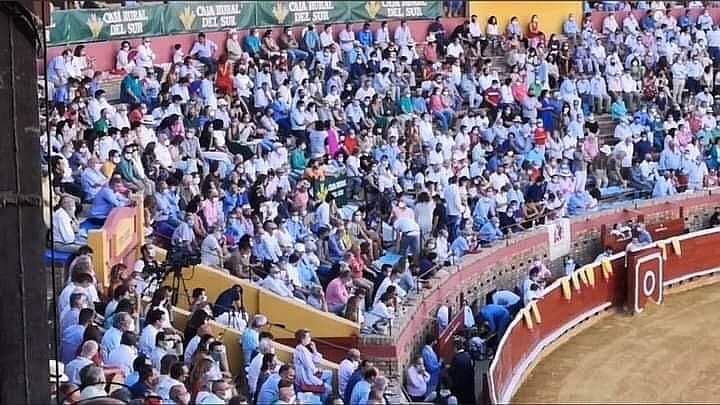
[43,1,720,404]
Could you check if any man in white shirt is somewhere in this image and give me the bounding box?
[671,58,687,103]
[602,12,619,34]
[58,270,98,316]
[320,24,335,49]
[614,137,635,172]
[444,178,464,242]
[394,20,413,48]
[65,340,98,385]
[623,13,640,34]
[446,37,464,60]
[101,312,134,360]
[190,32,218,73]
[247,337,278,396]
[469,14,483,42]
[375,267,408,305]
[260,265,294,298]
[614,117,632,142]
[139,308,165,356]
[489,166,510,191]
[87,89,113,123]
[106,331,139,381]
[338,349,361,396]
[201,227,225,268]
[394,216,421,260]
[52,196,83,252]
[135,38,156,70]
[620,71,639,112]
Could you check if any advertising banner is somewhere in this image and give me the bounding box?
[51,5,164,45]
[163,2,256,35]
[48,1,442,46]
[255,1,350,27]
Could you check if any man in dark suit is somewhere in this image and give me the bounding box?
[449,337,475,404]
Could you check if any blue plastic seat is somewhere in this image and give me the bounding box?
[45,249,72,267]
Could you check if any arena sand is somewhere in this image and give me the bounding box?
[513,282,720,403]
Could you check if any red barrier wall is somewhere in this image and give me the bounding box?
[43,18,466,73]
[489,227,720,404]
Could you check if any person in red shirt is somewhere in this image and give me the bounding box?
[343,129,360,155]
[345,244,374,310]
[484,80,501,122]
[533,119,548,147]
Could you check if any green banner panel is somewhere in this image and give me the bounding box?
[350,1,443,21]
[48,1,443,46]
[163,2,256,35]
[54,5,164,45]
[255,1,351,27]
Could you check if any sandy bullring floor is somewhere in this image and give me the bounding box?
[513,283,720,403]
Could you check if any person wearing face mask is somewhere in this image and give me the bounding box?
[80,157,108,201]
[293,328,332,401]
[106,331,140,382]
[226,29,243,63]
[166,376,191,404]
[194,378,232,404]
[200,225,227,269]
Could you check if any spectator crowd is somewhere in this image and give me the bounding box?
[44,1,720,403]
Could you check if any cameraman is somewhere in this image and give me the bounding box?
[213,284,248,330]
[214,284,244,316]
[133,243,159,293]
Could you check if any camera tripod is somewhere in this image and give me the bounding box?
[166,265,192,307]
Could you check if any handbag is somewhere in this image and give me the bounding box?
[299,382,326,394]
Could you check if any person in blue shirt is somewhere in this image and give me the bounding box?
[611,97,628,122]
[659,143,682,172]
[120,69,144,105]
[563,13,579,41]
[129,363,157,399]
[222,182,242,216]
[491,289,522,317]
[153,181,180,226]
[294,251,320,290]
[472,193,496,229]
[525,145,546,167]
[641,10,656,31]
[358,23,374,51]
[450,229,476,258]
[302,25,321,54]
[412,89,428,115]
[242,315,267,366]
[567,189,598,216]
[88,178,130,225]
[421,337,443,396]
[80,158,108,202]
[257,364,295,405]
[652,171,677,198]
[225,208,247,243]
[350,367,378,405]
[244,28,261,58]
[479,216,503,245]
[286,208,310,242]
[636,223,654,245]
[477,304,511,337]
[326,225,346,263]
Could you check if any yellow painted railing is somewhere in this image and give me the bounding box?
[172,307,339,379]
[158,252,360,339]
